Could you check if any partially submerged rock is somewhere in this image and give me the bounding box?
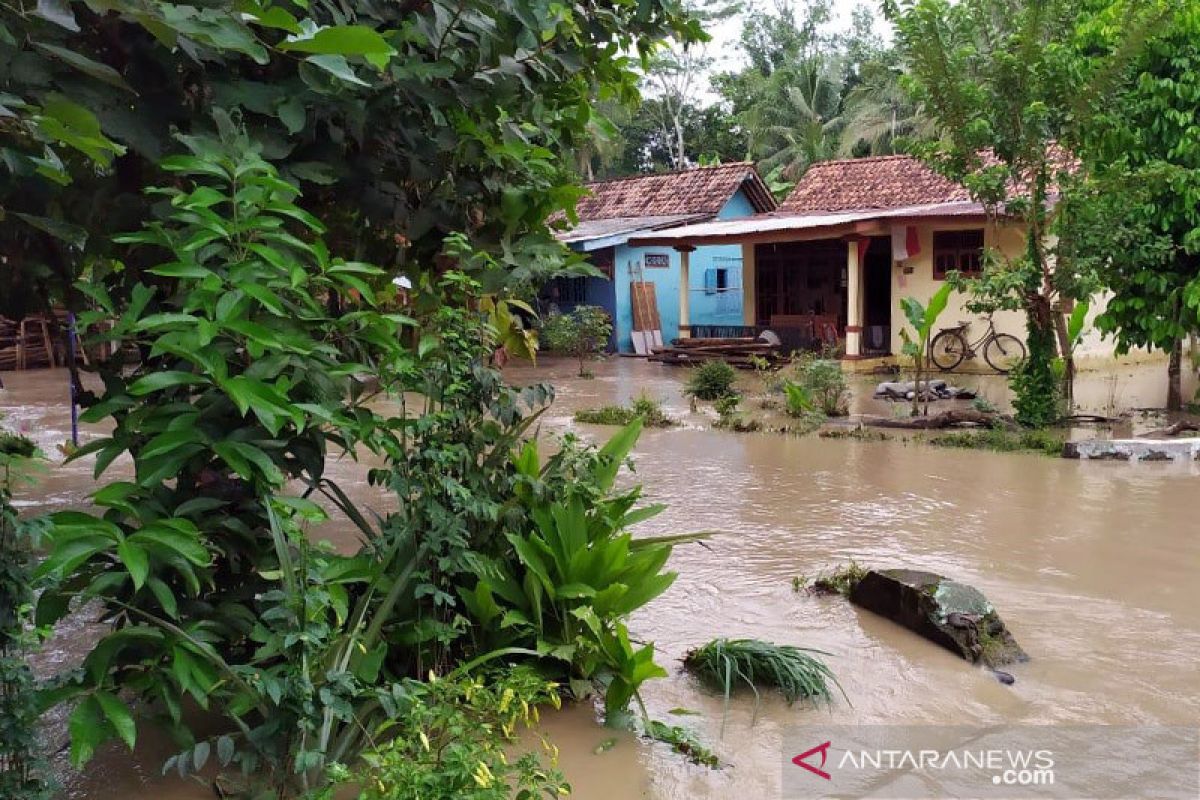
[1062,437,1200,462]
[849,569,1028,670]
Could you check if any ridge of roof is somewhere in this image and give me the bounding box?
[581,160,756,189]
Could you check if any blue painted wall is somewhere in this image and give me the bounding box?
[608,190,753,352]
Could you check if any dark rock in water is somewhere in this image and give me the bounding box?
[849,568,1028,668]
[993,670,1016,685]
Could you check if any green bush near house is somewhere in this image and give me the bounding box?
[541,306,613,377]
[791,356,849,416]
[686,360,738,401]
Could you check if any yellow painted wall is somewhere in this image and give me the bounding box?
[889,220,1025,361]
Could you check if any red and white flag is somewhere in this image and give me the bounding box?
[891,224,921,261]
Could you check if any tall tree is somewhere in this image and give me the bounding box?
[1061,0,1199,410]
[642,0,740,169]
[888,0,1163,424]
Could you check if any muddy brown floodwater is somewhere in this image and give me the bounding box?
[3,358,1198,800]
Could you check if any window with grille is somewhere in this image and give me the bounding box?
[933,229,984,280]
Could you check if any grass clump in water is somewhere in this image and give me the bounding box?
[800,560,869,596]
[683,638,844,710]
[928,426,1062,456]
[644,720,720,768]
[574,393,675,428]
[818,427,892,442]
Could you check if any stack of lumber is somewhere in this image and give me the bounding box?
[648,336,783,368]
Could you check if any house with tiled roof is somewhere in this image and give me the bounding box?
[548,162,776,353]
[631,153,1116,365]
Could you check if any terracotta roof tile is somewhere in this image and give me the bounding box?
[575,162,777,221]
[779,155,970,214]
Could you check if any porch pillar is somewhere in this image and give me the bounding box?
[676,245,694,339]
[844,236,865,359]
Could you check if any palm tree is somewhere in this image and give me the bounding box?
[749,64,844,181]
[839,65,935,156]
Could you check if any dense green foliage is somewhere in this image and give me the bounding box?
[540,305,613,377]
[1061,1,1200,409]
[789,356,848,417]
[685,360,738,401]
[0,431,48,800]
[0,0,701,314]
[889,0,1169,423]
[31,143,694,794]
[354,670,568,800]
[463,421,702,721]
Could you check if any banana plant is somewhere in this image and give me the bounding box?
[899,282,954,417]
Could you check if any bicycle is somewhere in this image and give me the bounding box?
[929,314,1027,374]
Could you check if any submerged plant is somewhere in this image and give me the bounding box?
[683,638,844,717]
[805,561,869,596]
[685,360,738,401]
[791,356,849,416]
[574,393,675,428]
[644,720,720,769]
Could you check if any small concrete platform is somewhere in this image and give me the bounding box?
[1063,437,1200,462]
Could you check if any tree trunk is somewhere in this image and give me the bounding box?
[1167,337,1182,411]
[1052,307,1075,411]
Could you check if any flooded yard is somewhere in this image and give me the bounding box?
[3,358,1199,799]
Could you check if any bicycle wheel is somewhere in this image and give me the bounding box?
[929,329,967,371]
[983,333,1026,374]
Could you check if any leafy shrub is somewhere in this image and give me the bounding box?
[354,670,568,800]
[683,638,844,708]
[685,360,738,401]
[1,432,48,800]
[782,379,815,417]
[574,393,675,428]
[541,305,612,377]
[792,356,849,416]
[713,395,761,432]
[462,420,705,720]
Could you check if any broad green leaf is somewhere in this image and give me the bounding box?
[94,691,137,750]
[304,54,370,86]
[117,540,150,589]
[922,282,955,335]
[33,42,134,92]
[14,212,87,248]
[128,371,208,395]
[69,696,105,767]
[280,25,395,57]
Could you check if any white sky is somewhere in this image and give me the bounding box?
[696,0,890,103]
